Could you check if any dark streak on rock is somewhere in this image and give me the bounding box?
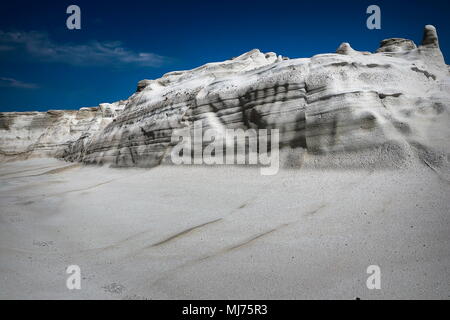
[411,67,436,80]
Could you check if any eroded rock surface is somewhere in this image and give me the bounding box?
[1,26,449,169]
[0,101,126,162]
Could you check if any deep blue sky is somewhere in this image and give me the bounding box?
[0,0,449,112]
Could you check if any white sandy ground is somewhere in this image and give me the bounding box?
[0,158,449,299]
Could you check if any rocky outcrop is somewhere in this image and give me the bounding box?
[1,26,449,169]
[376,38,417,53]
[0,101,126,161]
[422,25,439,48]
[337,42,371,56]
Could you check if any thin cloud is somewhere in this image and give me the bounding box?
[0,30,168,67]
[0,77,38,89]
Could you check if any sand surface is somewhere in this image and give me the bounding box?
[0,158,449,299]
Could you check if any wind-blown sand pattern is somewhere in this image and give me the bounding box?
[0,158,449,299]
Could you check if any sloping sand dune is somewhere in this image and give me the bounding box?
[0,158,448,299]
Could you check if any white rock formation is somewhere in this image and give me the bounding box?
[1,26,449,170]
[0,100,126,161]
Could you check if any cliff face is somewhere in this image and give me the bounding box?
[0,101,126,162]
[1,26,449,169]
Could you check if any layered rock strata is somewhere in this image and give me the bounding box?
[0,101,126,162]
[1,26,449,169]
